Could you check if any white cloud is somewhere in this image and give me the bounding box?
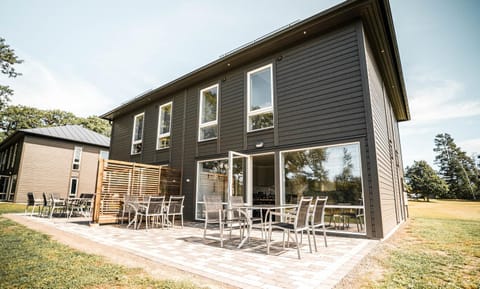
[408,79,480,122]
[3,55,113,117]
[458,138,480,156]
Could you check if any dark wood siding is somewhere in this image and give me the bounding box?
[220,71,244,152]
[109,114,135,161]
[365,36,405,237]
[277,25,366,145]
[181,87,199,219]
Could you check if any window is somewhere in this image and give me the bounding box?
[195,158,246,219]
[198,84,218,141]
[99,150,109,159]
[157,102,172,149]
[69,177,78,198]
[247,64,274,131]
[10,143,17,169]
[131,113,144,154]
[72,146,82,170]
[282,143,363,204]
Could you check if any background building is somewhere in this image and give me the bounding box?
[0,125,109,203]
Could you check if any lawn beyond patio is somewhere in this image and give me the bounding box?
[337,199,480,288]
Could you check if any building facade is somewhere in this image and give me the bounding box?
[102,0,409,239]
[0,125,109,203]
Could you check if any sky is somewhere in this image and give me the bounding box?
[1,0,479,169]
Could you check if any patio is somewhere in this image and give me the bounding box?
[8,214,378,289]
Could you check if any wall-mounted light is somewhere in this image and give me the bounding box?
[255,141,264,148]
[185,178,191,183]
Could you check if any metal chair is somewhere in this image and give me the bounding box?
[25,192,42,216]
[136,196,166,230]
[203,194,226,247]
[121,195,138,224]
[166,195,185,228]
[310,196,328,251]
[268,197,313,259]
[40,192,51,217]
[49,193,67,218]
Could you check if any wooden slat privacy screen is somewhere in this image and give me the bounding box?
[92,159,181,224]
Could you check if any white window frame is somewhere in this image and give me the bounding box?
[69,177,78,198]
[198,84,219,141]
[279,142,366,235]
[10,143,17,169]
[72,146,82,170]
[247,63,274,132]
[131,112,145,155]
[157,102,172,150]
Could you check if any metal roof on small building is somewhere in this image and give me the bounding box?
[20,125,110,148]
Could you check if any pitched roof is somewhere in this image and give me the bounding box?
[101,0,410,122]
[20,125,110,147]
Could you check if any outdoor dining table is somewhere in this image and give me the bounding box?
[233,204,298,249]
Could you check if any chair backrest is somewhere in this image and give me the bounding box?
[229,196,244,219]
[311,196,328,225]
[204,194,224,220]
[294,197,313,229]
[230,196,244,208]
[27,192,35,206]
[148,196,165,214]
[79,193,94,200]
[42,192,49,206]
[168,195,184,214]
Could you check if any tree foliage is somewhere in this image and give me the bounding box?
[405,160,448,201]
[0,105,110,141]
[433,133,479,199]
[0,37,23,109]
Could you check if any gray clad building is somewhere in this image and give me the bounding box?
[102,0,409,239]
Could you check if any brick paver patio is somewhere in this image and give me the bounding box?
[16,215,377,289]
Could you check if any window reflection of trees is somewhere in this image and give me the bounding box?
[284,144,362,205]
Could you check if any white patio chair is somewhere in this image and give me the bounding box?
[268,197,313,259]
[310,196,328,251]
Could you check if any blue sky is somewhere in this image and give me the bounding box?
[1,0,479,168]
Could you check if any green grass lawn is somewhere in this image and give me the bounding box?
[377,200,480,288]
[0,203,202,289]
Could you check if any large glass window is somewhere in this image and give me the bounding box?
[72,146,82,170]
[198,84,218,141]
[195,158,246,219]
[131,113,144,154]
[282,143,365,234]
[282,143,363,204]
[247,64,274,131]
[157,102,172,149]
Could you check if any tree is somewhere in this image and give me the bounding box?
[405,160,448,201]
[0,105,111,141]
[0,37,23,109]
[434,133,479,199]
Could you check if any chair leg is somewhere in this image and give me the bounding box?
[181,214,184,228]
[323,224,328,247]
[294,231,301,259]
[306,229,312,253]
[312,227,318,252]
[203,220,208,239]
[220,222,224,248]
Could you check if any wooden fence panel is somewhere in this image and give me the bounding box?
[92,159,182,224]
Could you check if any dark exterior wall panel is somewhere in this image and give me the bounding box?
[277,24,366,146]
[220,71,245,153]
[365,34,405,237]
[109,114,135,161]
